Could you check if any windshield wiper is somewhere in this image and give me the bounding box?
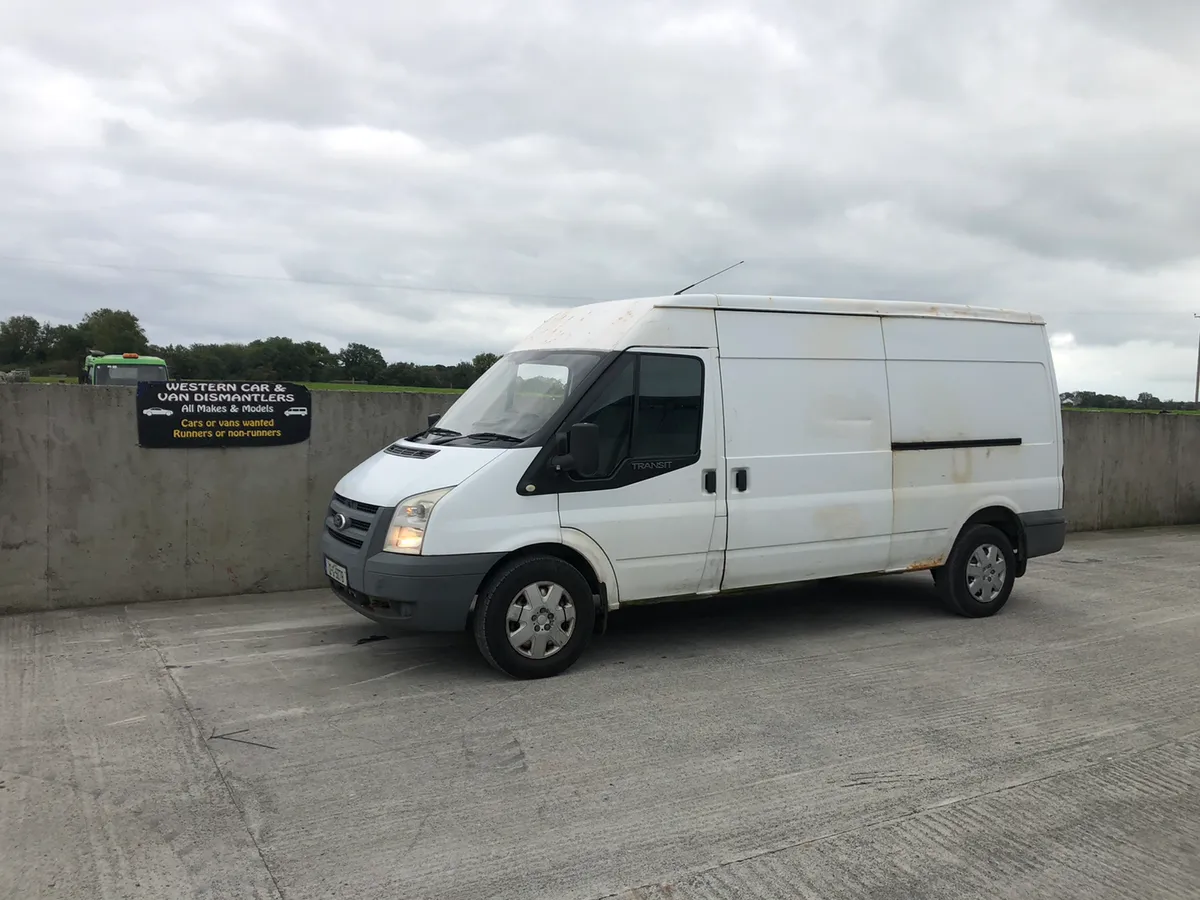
[434,431,523,445]
[414,425,460,441]
[465,431,523,442]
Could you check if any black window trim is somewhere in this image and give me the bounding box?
[515,349,706,496]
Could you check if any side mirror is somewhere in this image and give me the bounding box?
[550,422,601,477]
[427,413,441,428]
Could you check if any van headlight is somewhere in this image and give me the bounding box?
[382,487,454,555]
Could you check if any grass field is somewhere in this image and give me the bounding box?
[26,375,463,394]
[300,382,463,393]
[1066,407,1200,415]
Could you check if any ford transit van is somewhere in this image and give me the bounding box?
[321,295,1066,678]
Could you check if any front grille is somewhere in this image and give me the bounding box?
[326,491,384,557]
[327,528,364,549]
[385,444,439,459]
[333,492,380,515]
[327,508,373,536]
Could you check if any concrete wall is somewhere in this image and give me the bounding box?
[1062,410,1200,532]
[2,385,1198,613]
[1,385,455,613]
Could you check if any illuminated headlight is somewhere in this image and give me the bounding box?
[382,487,454,554]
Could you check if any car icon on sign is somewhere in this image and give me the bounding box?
[284,407,308,417]
[142,407,174,416]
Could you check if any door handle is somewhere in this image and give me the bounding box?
[733,467,748,492]
[702,469,716,493]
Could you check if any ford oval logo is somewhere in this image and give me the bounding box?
[331,513,348,530]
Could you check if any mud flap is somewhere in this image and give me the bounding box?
[593,587,609,634]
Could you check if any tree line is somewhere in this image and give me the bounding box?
[1060,391,1199,412]
[2,309,1198,405]
[0,309,500,389]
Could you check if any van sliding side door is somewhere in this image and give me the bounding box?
[716,311,895,590]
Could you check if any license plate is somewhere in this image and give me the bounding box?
[325,557,348,587]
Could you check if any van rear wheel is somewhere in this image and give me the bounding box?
[472,555,596,679]
[935,524,1016,618]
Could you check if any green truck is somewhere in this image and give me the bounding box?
[80,351,170,385]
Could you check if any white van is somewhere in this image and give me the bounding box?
[322,295,1066,678]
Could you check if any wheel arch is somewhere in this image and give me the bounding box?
[957,504,1027,576]
[468,537,617,632]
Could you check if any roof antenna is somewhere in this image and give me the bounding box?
[673,260,744,295]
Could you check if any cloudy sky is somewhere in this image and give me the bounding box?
[1,0,1198,397]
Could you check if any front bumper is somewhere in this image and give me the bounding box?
[321,529,502,631]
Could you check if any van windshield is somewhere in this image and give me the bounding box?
[413,349,605,446]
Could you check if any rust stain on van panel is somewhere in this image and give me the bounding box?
[951,448,974,484]
[905,556,944,572]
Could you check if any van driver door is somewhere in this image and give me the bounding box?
[556,348,727,603]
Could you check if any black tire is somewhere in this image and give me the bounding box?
[935,524,1016,618]
[472,555,596,679]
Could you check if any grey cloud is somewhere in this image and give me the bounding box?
[102,119,140,147]
[1068,0,1200,59]
[1,0,1200,395]
[919,136,1200,271]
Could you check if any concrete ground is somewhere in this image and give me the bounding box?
[2,528,1198,900]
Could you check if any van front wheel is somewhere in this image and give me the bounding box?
[935,524,1016,618]
[473,555,596,679]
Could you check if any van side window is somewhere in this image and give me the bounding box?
[632,354,703,459]
[572,353,704,478]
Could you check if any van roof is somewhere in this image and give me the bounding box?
[513,293,1045,353]
[659,293,1043,324]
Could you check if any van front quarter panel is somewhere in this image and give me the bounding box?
[419,450,627,611]
[420,448,562,556]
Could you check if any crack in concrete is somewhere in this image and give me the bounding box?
[129,615,287,900]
